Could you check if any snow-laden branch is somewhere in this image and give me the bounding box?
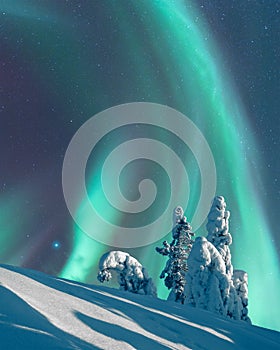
[156,206,195,304]
[97,251,157,297]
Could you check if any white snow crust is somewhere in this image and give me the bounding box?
[0,264,279,349]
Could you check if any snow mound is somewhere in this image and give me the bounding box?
[0,264,279,349]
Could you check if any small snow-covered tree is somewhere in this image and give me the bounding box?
[97,251,157,297]
[233,270,251,323]
[156,206,195,304]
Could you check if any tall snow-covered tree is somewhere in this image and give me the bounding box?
[97,251,157,297]
[185,236,245,321]
[206,196,233,278]
[186,196,251,323]
[156,206,195,304]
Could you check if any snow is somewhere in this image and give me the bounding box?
[185,237,229,316]
[0,264,279,349]
[189,195,250,323]
[98,251,157,296]
[206,196,233,278]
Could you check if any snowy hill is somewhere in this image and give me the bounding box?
[0,265,279,350]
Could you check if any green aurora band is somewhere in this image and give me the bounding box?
[61,1,280,330]
[2,0,279,331]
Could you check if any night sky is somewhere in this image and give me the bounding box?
[1,0,279,331]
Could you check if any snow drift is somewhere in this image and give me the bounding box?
[0,264,279,349]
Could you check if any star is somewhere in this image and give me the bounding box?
[52,241,61,250]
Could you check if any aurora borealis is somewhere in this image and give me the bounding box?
[1,0,279,331]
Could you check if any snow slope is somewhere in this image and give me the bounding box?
[0,265,279,350]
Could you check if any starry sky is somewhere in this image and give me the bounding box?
[1,0,279,331]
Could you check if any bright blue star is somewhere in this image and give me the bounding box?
[52,241,61,250]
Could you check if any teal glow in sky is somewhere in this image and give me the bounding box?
[1,0,279,331]
[59,1,280,330]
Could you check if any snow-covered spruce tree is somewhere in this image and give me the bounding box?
[233,270,251,323]
[156,206,195,304]
[185,236,230,316]
[206,196,251,322]
[97,251,157,297]
[206,196,233,278]
[186,196,251,323]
